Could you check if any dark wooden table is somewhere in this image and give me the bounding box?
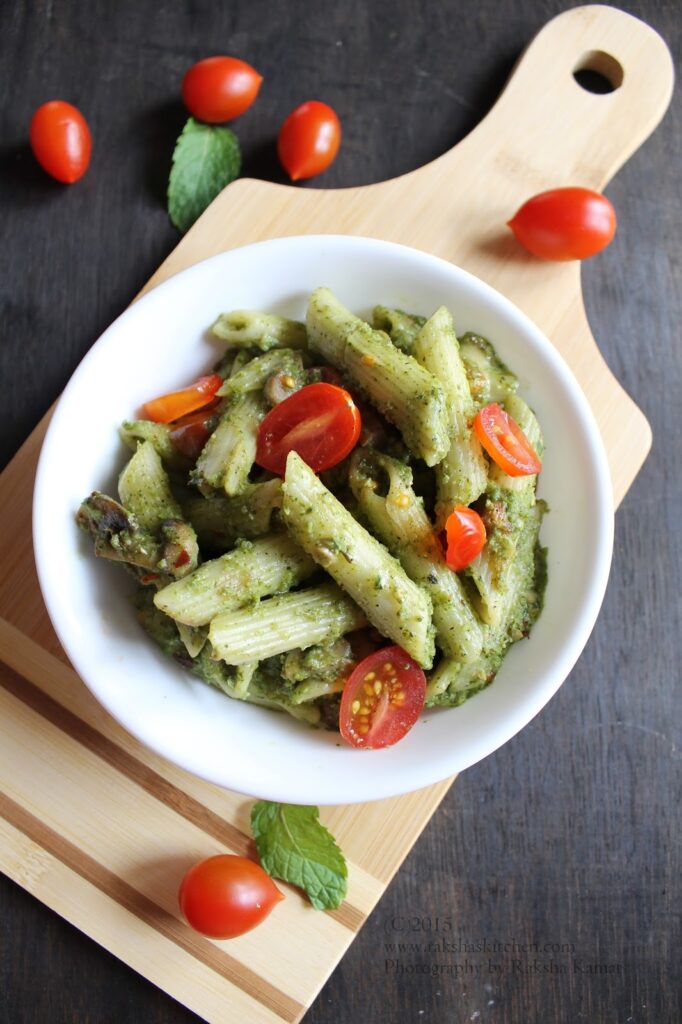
[1,2,680,1021]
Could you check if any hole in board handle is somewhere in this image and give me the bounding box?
[573,50,624,94]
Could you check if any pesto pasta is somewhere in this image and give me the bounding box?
[76,287,546,737]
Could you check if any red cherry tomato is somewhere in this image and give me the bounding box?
[142,374,222,424]
[277,101,341,181]
[256,382,361,476]
[445,506,487,571]
[29,101,92,183]
[181,56,262,123]
[473,403,542,477]
[179,854,284,939]
[169,401,220,459]
[507,187,616,261]
[340,646,426,750]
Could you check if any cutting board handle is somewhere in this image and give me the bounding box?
[456,4,674,192]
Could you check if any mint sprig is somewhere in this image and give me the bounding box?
[167,117,241,233]
[251,801,348,911]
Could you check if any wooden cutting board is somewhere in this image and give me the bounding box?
[0,7,673,1023]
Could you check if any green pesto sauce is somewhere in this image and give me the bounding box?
[91,296,549,731]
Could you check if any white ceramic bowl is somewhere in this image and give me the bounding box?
[33,235,613,804]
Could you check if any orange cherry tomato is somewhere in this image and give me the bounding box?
[142,374,222,424]
[473,403,542,477]
[277,101,341,181]
[445,506,487,571]
[340,646,426,750]
[29,101,92,183]
[179,855,284,939]
[255,382,361,476]
[181,56,262,123]
[508,187,616,261]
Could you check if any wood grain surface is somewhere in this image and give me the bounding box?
[0,2,680,1023]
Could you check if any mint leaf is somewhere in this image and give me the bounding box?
[251,801,347,911]
[167,118,241,233]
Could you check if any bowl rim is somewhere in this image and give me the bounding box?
[33,234,614,803]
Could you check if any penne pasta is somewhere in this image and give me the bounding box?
[282,451,435,668]
[307,287,450,467]
[78,287,547,736]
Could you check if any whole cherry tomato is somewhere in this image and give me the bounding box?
[339,646,426,750]
[507,187,616,261]
[29,101,92,183]
[256,382,361,475]
[473,403,542,477]
[179,854,284,939]
[445,506,487,571]
[277,101,341,181]
[181,56,262,123]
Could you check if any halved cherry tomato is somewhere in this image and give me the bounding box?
[340,646,426,750]
[179,854,284,939]
[29,100,92,183]
[142,374,222,424]
[473,403,542,477]
[508,187,616,261]
[255,382,361,476]
[169,401,220,459]
[277,101,341,181]
[445,506,487,571]
[181,56,262,123]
